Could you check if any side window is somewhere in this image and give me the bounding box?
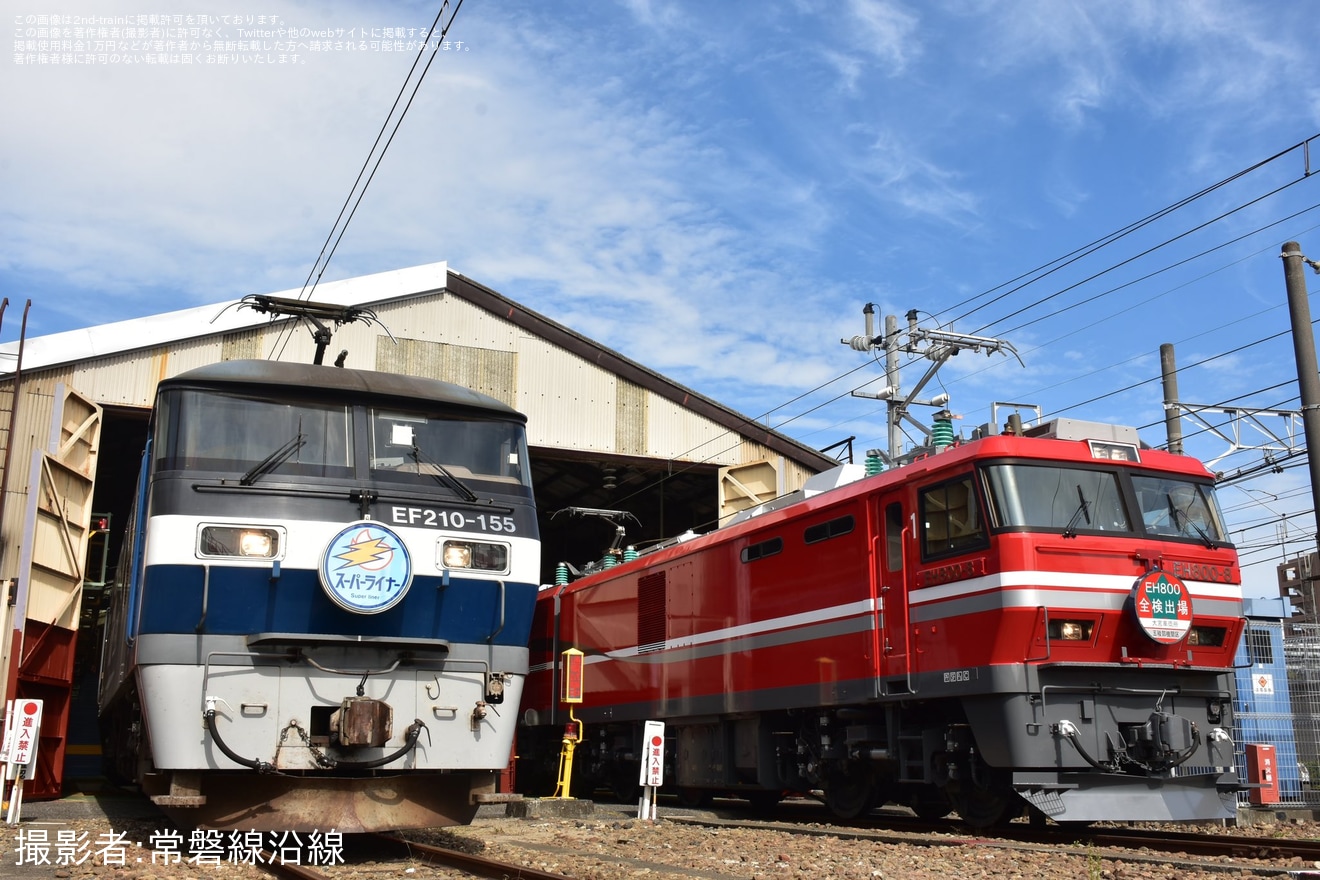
[920,475,988,558]
[885,502,904,572]
[740,537,783,563]
[804,515,854,544]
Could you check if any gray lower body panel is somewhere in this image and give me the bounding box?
[1015,771,1238,822]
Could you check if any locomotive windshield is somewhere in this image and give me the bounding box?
[984,463,1228,544]
[369,408,531,491]
[154,389,353,479]
[152,389,532,493]
[1131,475,1227,544]
[985,465,1130,533]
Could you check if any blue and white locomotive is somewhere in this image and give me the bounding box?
[98,359,541,832]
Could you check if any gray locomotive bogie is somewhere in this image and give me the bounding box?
[558,658,1238,824]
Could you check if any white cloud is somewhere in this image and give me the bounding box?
[844,0,920,72]
[3,0,1316,458]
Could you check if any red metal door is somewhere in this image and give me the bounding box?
[878,498,910,687]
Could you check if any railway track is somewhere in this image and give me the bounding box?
[1017,822,1320,863]
[257,833,577,880]
[670,806,1320,875]
[8,793,1319,879]
[247,806,1320,880]
[372,833,577,879]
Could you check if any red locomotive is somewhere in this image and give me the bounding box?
[516,417,1244,826]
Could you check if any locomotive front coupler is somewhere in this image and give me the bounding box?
[331,695,394,748]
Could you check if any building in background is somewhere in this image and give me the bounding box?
[0,262,838,797]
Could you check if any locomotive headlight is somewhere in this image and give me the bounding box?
[1047,619,1094,641]
[440,540,509,573]
[1087,440,1140,462]
[240,530,275,557]
[443,542,473,568]
[1187,626,1226,647]
[198,525,282,559]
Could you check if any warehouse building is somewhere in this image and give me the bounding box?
[0,262,838,796]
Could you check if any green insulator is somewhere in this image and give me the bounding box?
[865,450,884,476]
[602,554,617,569]
[555,562,569,586]
[623,546,638,562]
[931,418,954,449]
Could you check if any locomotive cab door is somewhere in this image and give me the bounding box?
[877,498,911,692]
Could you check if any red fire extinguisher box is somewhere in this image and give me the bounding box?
[1246,743,1279,805]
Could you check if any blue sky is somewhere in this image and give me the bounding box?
[4,0,1320,595]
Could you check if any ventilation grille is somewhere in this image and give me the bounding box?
[637,572,667,654]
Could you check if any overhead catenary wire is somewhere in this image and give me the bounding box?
[795,171,1320,457]
[997,204,1320,339]
[765,140,1320,577]
[931,135,1319,330]
[573,136,1320,555]
[903,140,1318,577]
[837,211,1320,436]
[966,174,1316,339]
[615,290,1313,534]
[269,0,466,361]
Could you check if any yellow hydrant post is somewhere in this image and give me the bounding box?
[553,707,581,799]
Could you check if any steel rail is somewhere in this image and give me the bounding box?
[371,833,574,880]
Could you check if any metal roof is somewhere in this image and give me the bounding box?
[1,261,836,472]
[0,263,448,376]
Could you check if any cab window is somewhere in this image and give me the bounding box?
[920,475,988,558]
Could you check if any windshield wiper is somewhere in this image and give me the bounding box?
[1166,493,1217,549]
[1061,484,1091,538]
[240,433,306,486]
[407,443,480,503]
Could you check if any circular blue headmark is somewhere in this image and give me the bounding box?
[319,521,413,614]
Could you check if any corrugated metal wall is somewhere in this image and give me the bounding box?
[0,281,820,583]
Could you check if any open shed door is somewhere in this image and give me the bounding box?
[10,383,101,799]
[717,458,783,522]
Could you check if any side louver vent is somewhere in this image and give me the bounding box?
[637,571,667,654]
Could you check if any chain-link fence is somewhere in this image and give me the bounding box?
[1281,622,1320,805]
[1235,619,1320,807]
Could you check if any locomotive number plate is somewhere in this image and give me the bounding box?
[389,505,519,534]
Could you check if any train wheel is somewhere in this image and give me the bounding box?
[909,790,953,821]
[676,787,712,808]
[825,772,874,820]
[745,790,782,814]
[610,770,640,804]
[954,782,1020,828]
[99,692,143,786]
[514,759,558,798]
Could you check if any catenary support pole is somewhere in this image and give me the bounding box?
[1160,343,1184,455]
[1281,241,1320,560]
[884,314,902,460]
